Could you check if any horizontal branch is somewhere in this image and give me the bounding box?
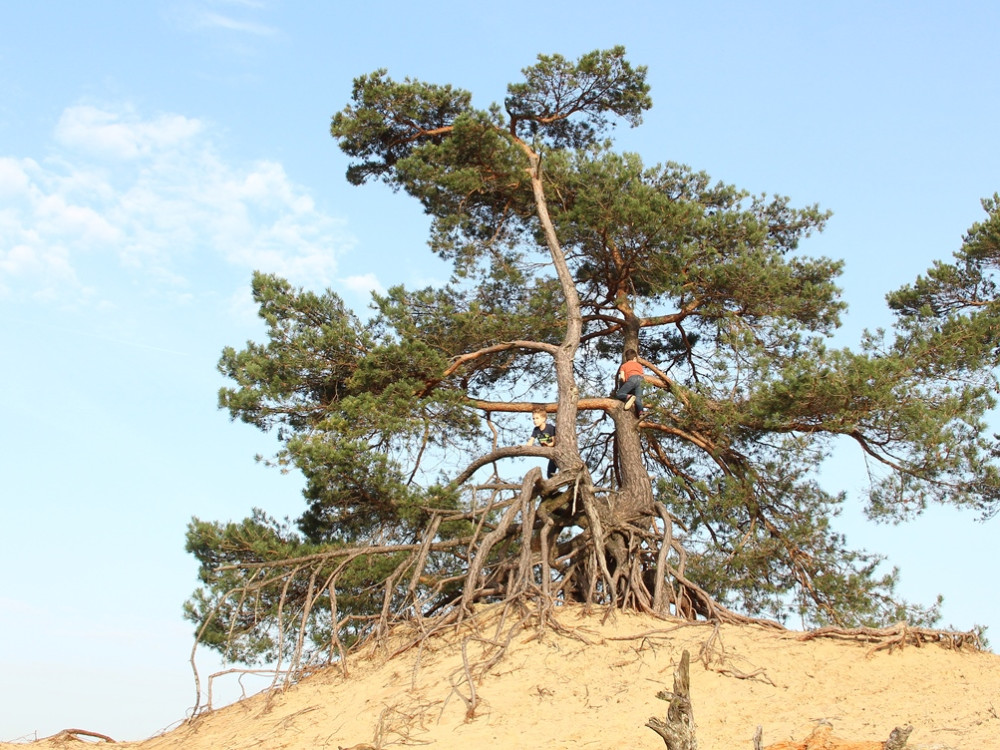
[469,396,630,413]
[443,340,559,379]
[217,537,468,572]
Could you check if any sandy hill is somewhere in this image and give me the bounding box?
[5,607,998,750]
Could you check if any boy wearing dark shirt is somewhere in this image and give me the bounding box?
[525,408,557,478]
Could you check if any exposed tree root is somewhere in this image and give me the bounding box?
[185,462,985,720]
[797,622,982,653]
[43,728,116,743]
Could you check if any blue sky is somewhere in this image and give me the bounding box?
[2,0,999,741]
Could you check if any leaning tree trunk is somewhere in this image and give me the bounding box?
[523,148,582,472]
[524,146,623,597]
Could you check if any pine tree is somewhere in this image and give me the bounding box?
[186,49,1000,672]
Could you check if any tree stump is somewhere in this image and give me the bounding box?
[646,648,698,750]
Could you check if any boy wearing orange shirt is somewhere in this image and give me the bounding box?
[614,348,645,416]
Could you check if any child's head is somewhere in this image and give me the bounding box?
[532,408,548,428]
[625,348,638,361]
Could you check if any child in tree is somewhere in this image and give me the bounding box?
[524,407,557,478]
[614,348,645,416]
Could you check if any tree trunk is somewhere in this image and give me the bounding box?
[523,141,664,613]
[610,405,654,518]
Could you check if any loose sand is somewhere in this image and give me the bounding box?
[5,606,997,749]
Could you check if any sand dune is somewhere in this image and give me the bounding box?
[6,606,997,749]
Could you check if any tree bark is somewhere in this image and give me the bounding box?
[610,404,654,518]
[646,649,698,750]
[884,724,913,750]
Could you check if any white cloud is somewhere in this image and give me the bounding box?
[0,157,32,198]
[0,243,76,287]
[0,103,352,306]
[36,192,121,243]
[339,273,384,297]
[55,105,203,160]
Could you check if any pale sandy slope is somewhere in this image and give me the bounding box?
[6,606,999,749]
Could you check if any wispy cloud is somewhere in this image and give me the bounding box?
[197,11,278,36]
[170,1,279,39]
[0,103,352,306]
